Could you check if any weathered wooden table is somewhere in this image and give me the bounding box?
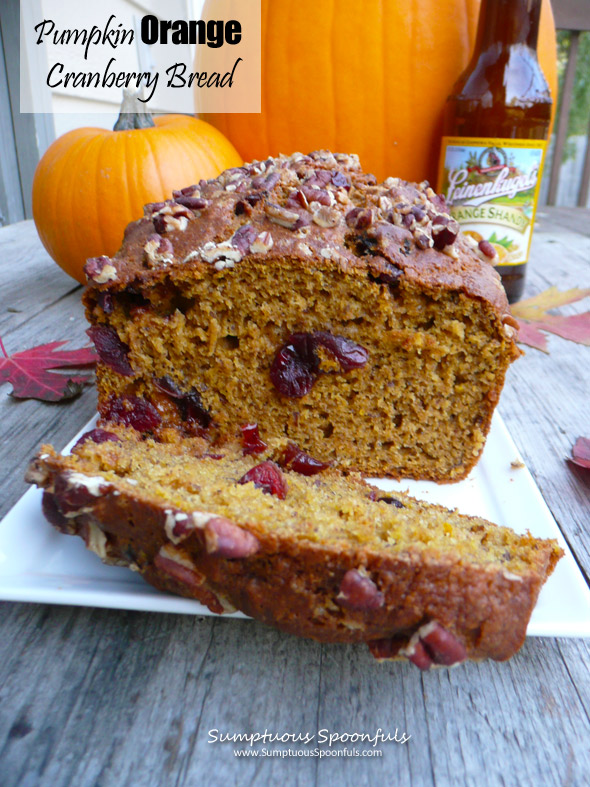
[1,211,589,787]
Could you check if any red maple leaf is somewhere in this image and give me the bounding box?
[569,437,590,470]
[0,335,96,402]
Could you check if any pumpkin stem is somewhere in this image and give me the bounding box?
[113,88,155,131]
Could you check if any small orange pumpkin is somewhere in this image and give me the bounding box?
[33,93,242,284]
[201,0,557,183]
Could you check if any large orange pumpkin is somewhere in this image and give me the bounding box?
[201,0,557,183]
[33,98,241,283]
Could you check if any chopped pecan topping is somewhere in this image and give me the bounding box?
[143,233,174,267]
[85,256,117,284]
[345,207,373,229]
[250,231,274,254]
[478,239,498,261]
[312,206,340,228]
[200,240,243,267]
[231,224,259,255]
[173,195,208,211]
[265,203,300,229]
[152,202,193,234]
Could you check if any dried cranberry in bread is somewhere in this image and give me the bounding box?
[83,150,520,482]
[26,428,562,669]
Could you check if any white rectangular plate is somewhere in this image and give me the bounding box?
[1,413,590,636]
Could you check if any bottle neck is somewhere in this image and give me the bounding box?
[476,0,542,51]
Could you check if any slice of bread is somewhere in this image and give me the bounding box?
[26,427,562,669]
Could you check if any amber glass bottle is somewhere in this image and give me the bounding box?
[437,0,552,302]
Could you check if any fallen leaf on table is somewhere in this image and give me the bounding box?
[510,286,590,351]
[569,437,590,470]
[513,321,549,353]
[529,313,590,346]
[0,335,96,402]
[511,286,590,320]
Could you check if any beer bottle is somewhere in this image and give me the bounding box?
[436,0,552,302]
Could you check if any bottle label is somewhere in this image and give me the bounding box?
[437,136,547,266]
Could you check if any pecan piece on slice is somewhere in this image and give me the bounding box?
[401,621,467,670]
[41,490,72,533]
[53,471,111,514]
[368,622,467,670]
[336,569,384,611]
[204,516,260,558]
[231,224,259,255]
[154,549,225,614]
[431,215,459,250]
[406,640,434,670]
[419,622,467,666]
[173,195,208,211]
[152,202,193,234]
[143,233,174,267]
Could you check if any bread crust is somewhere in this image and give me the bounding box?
[84,151,514,317]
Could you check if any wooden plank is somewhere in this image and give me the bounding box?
[547,31,580,205]
[553,0,590,31]
[0,220,82,336]
[536,205,590,235]
[0,602,589,787]
[498,224,590,581]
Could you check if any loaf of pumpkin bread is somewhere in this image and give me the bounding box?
[26,427,561,669]
[83,150,520,482]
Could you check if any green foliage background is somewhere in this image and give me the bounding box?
[557,31,590,146]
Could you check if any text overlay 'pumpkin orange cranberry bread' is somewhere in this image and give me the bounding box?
[26,430,561,668]
[84,151,520,481]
